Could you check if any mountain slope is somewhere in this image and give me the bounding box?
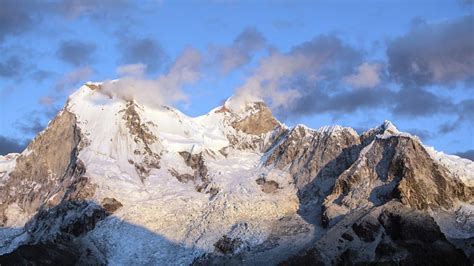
[0,82,473,265]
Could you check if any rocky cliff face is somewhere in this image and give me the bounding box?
[0,110,88,226]
[283,201,471,266]
[322,135,474,227]
[0,82,473,265]
[231,102,279,135]
[265,125,361,204]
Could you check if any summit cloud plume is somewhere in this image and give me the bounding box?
[101,48,202,107]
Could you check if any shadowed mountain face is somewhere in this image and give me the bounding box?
[0,83,473,265]
[0,200,197,266]
[0,200,109,265]
[281,202,471,266]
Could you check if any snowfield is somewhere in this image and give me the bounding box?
[62,84,301,264]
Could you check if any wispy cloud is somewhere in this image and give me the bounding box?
[272,19,304,30]
[0,0,132,43]
[117,36,166,74]
[0,56,23,78]
[0,0,40,42]
[405,128,434,141]
[0,135,25,155]
[57,40,97,66]
[438,99,474,134]
[116,63,147,77]
[37,66,94,107]
[210,27,267,73]
[14,105,60,140]
[56,0,131,20]
[387,15,474,87]
[228,34,362,112]
[343,62,382,89]
[391,87,454,117]
[102,48,202,107]
[55,66,94,93]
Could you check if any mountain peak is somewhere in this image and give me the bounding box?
[220,96,269,116]
[362,119,399,138]
[226,101,280,135]
[380,120,399,134]
[204,96,280,135]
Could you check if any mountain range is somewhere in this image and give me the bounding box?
[0,82,473,265]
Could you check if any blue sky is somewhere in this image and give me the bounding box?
[0,0,473,158]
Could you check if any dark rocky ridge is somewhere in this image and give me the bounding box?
[323,135,474,227]
[283,202,470,265]
[177,151,219,197]
[0,201,110,265]
[265,125,362,204]
[121,101,161,182]
[0,110,86,226]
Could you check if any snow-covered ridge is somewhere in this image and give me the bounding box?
[2,82,472,184]
[380,120,399,133]
[425,146,474,186]
[0,153,19,182]
[290,123,358,138]
[68,83,231,154]
[365,120,474,186]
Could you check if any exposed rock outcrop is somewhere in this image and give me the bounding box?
[222,101,287,153]
[0,200,109,265]
[121,101,161,182]
[265,125,361,203]
[231,102,279,135]
[178,151,219,196]
[323,135,474,226]
[169,168,195,183]
[0,110,87,226]
[351,215,380,242]
[376,202,470,265]
[100,198,123,214]
[285,202,471,265]
[279,248,325,266]
[214,235,244,254]
[360,120,399,146]
[256,177,280,193]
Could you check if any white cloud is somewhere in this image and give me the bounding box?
[211,27,266,74]
[101,48,202,107]
[228,52,307,111]
[343,62,382,89]
[228,35,360,111]
[34,66,93,108]
[39,96,55,106]
[55,66,94,92]
[116,63,147,77]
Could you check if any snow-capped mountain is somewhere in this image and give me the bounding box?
[0,82,473,265]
